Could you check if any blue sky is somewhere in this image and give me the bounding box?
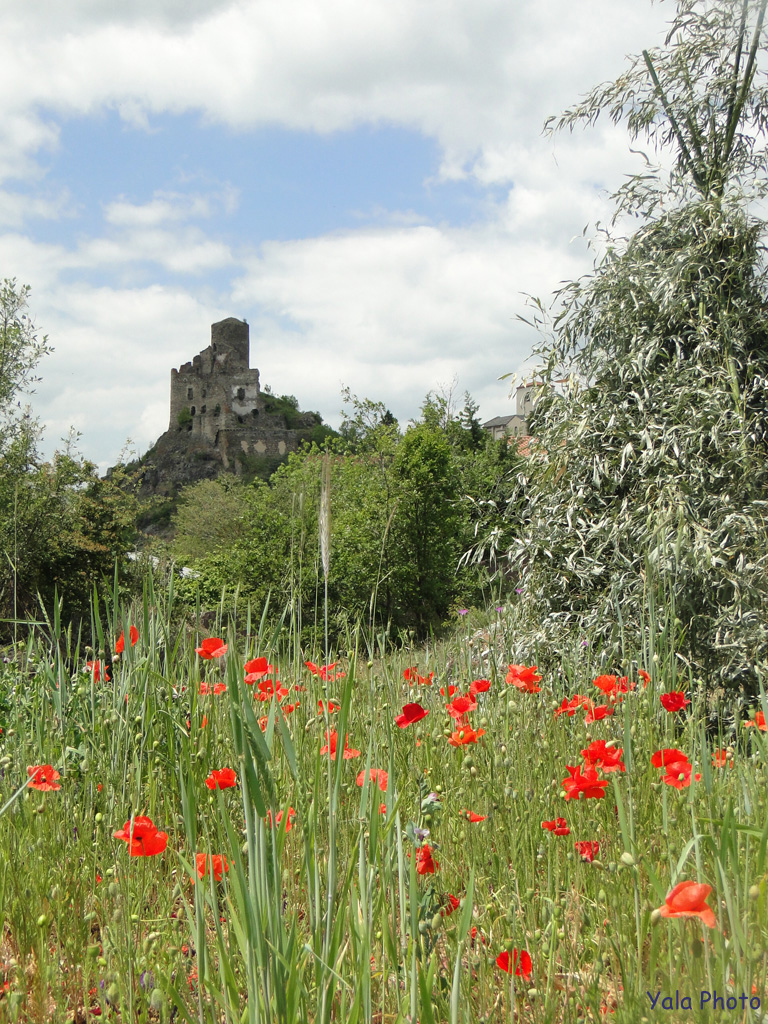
[34,113,501,249]
[0,0,670,470]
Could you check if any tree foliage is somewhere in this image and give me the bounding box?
[176,392,517,641]
[0,278,52,417]
[0,283,137,637]
[471,0,768,695]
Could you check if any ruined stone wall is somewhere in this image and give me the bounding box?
[166,316,319,475]
[169,318,261,437]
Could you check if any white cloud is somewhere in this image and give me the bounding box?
[0,0,670,186]
[0,0,685,467]
[0,188,74,229]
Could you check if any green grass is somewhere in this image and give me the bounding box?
[0,580,766,1023]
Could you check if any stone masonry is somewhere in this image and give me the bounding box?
[169,317,314,468]
[134,318,319,499]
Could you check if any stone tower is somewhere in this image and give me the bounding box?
[169,317,261,441]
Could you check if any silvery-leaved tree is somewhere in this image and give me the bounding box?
[476,0,768,697]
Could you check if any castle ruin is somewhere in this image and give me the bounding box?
[136,317,320,499]
[169,317,316,466]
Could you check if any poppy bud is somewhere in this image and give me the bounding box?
[650,908,662,925]
[620,852,636,867]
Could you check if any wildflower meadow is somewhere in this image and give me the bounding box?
[0,579,766,1023]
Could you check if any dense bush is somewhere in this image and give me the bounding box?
[174,398,518,641]
[469,0,768,696]
[0,281,138,639]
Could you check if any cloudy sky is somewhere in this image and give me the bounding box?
[0,0,672,470]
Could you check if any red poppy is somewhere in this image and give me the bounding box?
[193,853,229,883]
[574,840,600,862]
[505,664,541,692]
[441,893,461,917]
[86,660,110,682]
[662,761,701,789]
[320,730,361,759]
[462,809,487,822]
[395,702,429,728]
[660,691,690,713]
[496,949,532,979]
[593,674,617,695]
[440,685,458,698]
[469,678,491,695]
[562,765,609,801]
[638,669,651,686]
[657,880,716,928]
[28,765,61,791]
[743,710,767,731]
[448,726,485,746]
[446,694,477,719]
[318,700,339,713]
[199,681,227,695]
[306,661,345,682]
[554,695,592,717]
[584,703,613,723]
[594,674,634,701]
[403,666,434,686]
[266,807,296,832]
[113,816,168,857]
[257,715,269,732]
[283,702,300,713]
[205,767,237,790]
[186,715,209,729]
[356,768,388,792]
[581,740,625,773]
[256,678,289,701]
[652,749,688,769]
[195,638,228,660]
[416,844,438,874]
[115,625,139,654]
[711,749,733,768]
[541,817,570,836]
[244,656,274,683]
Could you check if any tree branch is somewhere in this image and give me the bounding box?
[642,49,705,191]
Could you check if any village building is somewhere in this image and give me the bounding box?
[482,382,540,441]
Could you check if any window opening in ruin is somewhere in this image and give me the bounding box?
[214,404,221,416]
[238,415,244,424]
[187,388,194,400]
[201,405,206,414]
[251,408,259,417]
[237,387,245,401]
[190,406,196,416]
